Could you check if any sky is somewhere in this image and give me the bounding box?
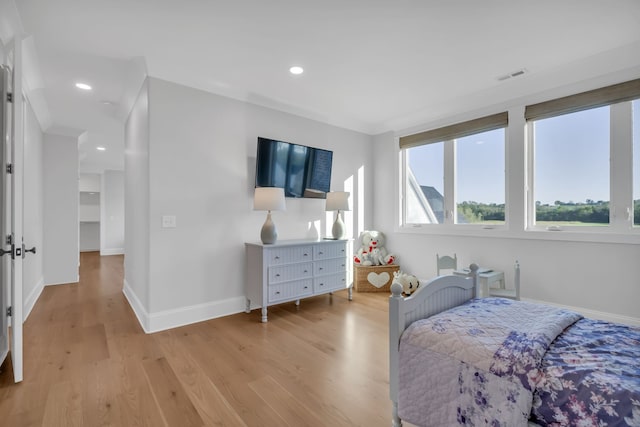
[409,100,640,205]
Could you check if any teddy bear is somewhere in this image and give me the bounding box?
[353,230,395,266]
[392,270,421,296]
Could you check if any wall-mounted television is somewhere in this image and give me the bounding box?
[255,137,333,198]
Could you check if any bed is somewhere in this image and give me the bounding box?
[389,264,640,427]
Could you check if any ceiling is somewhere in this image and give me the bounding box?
[7,0,640,173]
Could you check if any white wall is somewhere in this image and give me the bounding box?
[124,79,151,321]
[124,77,373,331]
[43,134,79,285]
[79,173,100,192]
[101,169,124,255]
[22,97,44,318]
[372,81,640,324]
[79,222,100,252]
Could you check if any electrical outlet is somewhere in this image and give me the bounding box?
[162,215,177,228]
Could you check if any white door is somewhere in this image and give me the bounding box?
[1,54,24,383]
[0,65,9,368]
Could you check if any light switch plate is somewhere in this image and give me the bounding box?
[162,215,177,228]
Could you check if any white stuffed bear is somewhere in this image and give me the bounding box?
[392,270,420,296]
[353,230,395,266]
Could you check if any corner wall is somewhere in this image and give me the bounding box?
[123,79,151,329]
[101,169,124,255]
[42,133,79,285]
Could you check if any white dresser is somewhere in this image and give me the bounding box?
[245,239,351,322]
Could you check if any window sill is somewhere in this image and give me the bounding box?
[396,224,640,245]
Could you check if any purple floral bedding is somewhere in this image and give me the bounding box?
[531,318,640,426]
[397,298,640,427]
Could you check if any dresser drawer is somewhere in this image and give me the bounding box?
[268,262,313,284]
[313,242,347,260]
[266,245,313,266]
[314,272,348,293]
[314,258,347,276]
[268,280,313,303]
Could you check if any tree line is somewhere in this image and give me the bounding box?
[457,200,640,224]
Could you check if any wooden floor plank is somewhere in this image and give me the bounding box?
[141,356,205,427]
[41,380,83,427]
[248,375,328,427]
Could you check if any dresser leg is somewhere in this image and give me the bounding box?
[348,285,353,301]
[245,299,251,313]
[261,307,268,323]
[295,299,300,306]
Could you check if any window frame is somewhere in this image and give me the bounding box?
[525,101,635,234]
[400,119,509,231]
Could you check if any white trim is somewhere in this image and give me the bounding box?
[44,276,79,286]
[122,279,150,333]
[122,279,247,333]
[100,248,124,256]
[23,277,44,321]
[521,297,640,327]
[146,296,247,333]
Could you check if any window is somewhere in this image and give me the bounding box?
[399,79,640,240]
[400,113,507,227]
[526,78,640,232]
[531,106,610,227]
[456,129,505,225]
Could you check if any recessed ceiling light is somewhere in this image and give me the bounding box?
[75,82,92,91]
[289,66,304,75]
[96,146,106,151]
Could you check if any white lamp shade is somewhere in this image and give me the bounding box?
[325,191,350,211]
[254,187,286,211]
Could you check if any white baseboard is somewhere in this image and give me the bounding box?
[23,277,44,321]
[45,276,80,286]
[122,279,247,333]
[101,248,124,256]
[122,279,150,333]
[146,296,247,333]
[522,297,640,327]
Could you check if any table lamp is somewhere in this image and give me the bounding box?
[325,191,350,240]
[254,187,286,244]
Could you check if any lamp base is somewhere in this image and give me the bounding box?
[261,212,278,244]
[331,212,346,240]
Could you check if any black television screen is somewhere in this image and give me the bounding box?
[255,137,333,198]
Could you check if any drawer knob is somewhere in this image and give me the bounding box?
[276,291,280,295]
[319,267,323,270]
[304,253,309,256]
[318,251,324,255]
[276,274,280,277]
[319,283,324,286]
[275,256,280,259]
[304,270,308,273]
[304,286,308,289]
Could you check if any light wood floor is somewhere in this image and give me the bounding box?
[0,252,393,426]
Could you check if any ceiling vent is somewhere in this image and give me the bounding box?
[497,68,528,82]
